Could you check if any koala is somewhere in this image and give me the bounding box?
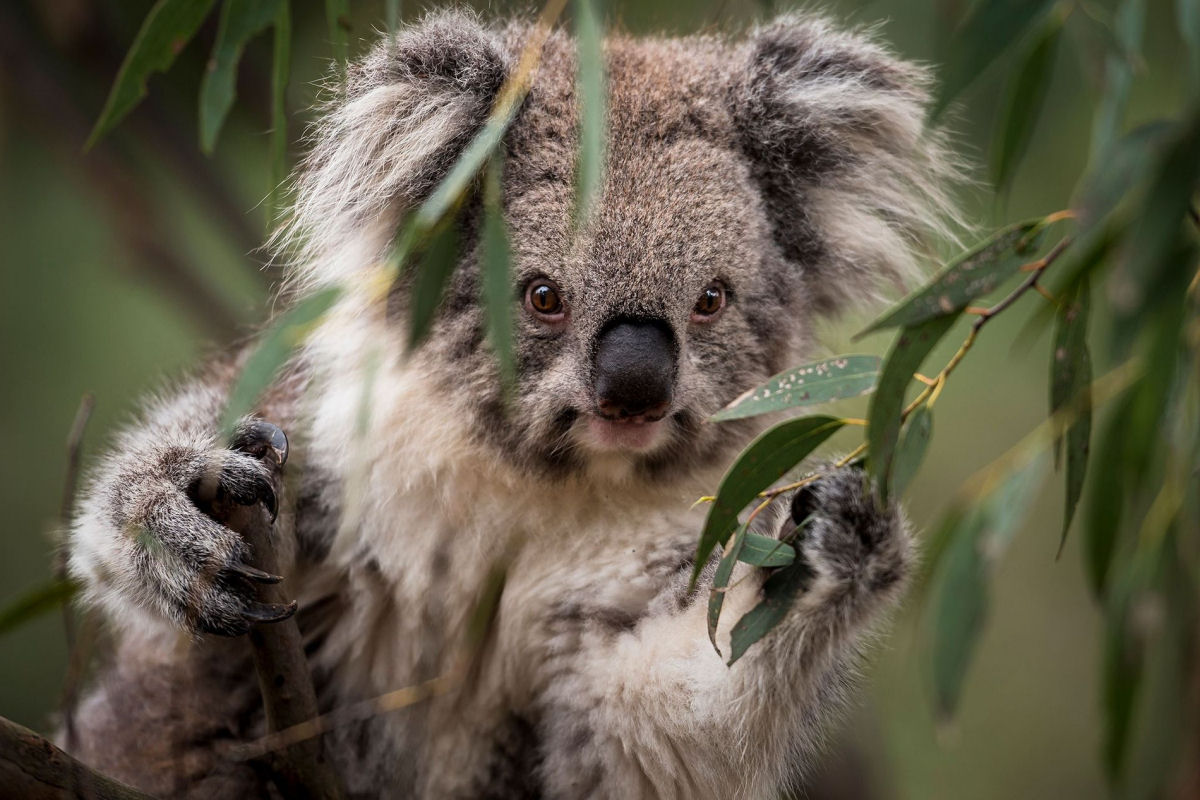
[65,9,959,799]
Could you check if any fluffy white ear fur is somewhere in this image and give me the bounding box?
[275,10,509,292]
[732,15,966,313]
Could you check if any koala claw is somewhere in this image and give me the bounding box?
[242,599,298,624]
[225,562,284,584]
[230,419,289,468]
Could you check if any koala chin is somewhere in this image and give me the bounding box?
[65,9,960,799]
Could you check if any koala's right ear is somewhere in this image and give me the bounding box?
[281,11,509,288]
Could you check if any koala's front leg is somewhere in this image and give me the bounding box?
[70,397,298,637]
[535,466,912,800]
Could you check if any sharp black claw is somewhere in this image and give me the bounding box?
[243,600,298,625]
[262,482,278,522]
[231,420,289,467]
[228,563,283,584]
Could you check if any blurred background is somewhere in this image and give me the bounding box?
[0,1,1191,798]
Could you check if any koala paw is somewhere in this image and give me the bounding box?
[783,466,909,597]
[108,420,297,637]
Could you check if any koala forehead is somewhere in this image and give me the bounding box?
[502,31,778,331]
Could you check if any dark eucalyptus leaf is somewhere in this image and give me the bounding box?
[1090,0,1146,161]
[892,404,933,499]
[88,0,218,147]
[711,356,881,422]
[991,18,1062,193]
[268,1,292,221]
[707,522,748,652]
[199,0,285,154]
[858,220,1043,336]
[737,532,796,568]
[0,579,78,638]
[691,416,845,588]
[727,557,814,665]
[221,287,342,435]
[326,0,350,67]
[867,314,960,503]
[407,221,459,349]
[573,0,606,224]
[932,0,1059,119]
[1051,279,1092,555]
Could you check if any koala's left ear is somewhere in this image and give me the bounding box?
[730,15,963,314]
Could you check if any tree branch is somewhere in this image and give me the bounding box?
[0,715,153,800]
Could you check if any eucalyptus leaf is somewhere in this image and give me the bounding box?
[707,522,749,652]
[1050,279,1092,555]
[1090,0,1146,162]
[268,1,292,221]
[326,0,350,67]
[408,221,459,349]
[691,415,844,587]
[991,18,1061,193]
[737,532,796,568]
[481,159,516,385]
[199,0,284,154]
[932,0,1059,119]
[727,556,814,665]
[858,219,1043,336]
[573,0,606,224]
[867,314,960,502]
[0,579,77,638]
[892,404,933,499]
[221,287,342,435]
[1180,0,1200,89]
[711,355,880,422]
[88,0,218,148]
[1084,395,1131,598]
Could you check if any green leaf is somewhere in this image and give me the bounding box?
[0,579,77,637]
[867,314,960,502]
[707,522,749,652]
[481,159,515,385]
[1084,395,1132,598]
[1180,0,1200,90]
[1090,0,1146,162]
[573,0,606,224]
[859,219,1043,336]
[728,557,814,665]
[221,287,342,435]
[892,404,933,499]
[268,1,291,222]
[931,0,1059,120]
[737,532,795,568]
[326,0,350,67]
[407,220,459,349]
[710,355,881,423]
[199,0,284,154]
[88,0,219,148]
[691,415,845,587]
[385,0,400,31]
[1050,279,1092,556]
[990,18,1061,193]
[929,458,1046,718]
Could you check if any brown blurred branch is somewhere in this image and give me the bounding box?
[0,5,243,340]
[0,714,154,800]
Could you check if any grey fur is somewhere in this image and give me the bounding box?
[67,10,953,799]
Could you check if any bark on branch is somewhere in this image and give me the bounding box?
[0,715,153,800]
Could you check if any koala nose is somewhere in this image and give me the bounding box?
[593,319,677,420]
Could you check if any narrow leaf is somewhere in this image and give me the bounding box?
[326,0,350,68]
[481,159,515,385]
[990,18,1061,193]
[892,404,933,499]
[1180,0,1200,90]
[711,355,880,422]
[930,458,1046,717]
[859,219,1043,336]
[707,522,749,652]
[221,287,342,435]
[728,557,814,665]
[932,0,1059,119]
[1084,395,1131,598]
[573,0,606,224]
[385,0,400,31]
[737,532,795,568]
[268,1,292,222]
[407,221,459,349]
[1050,279,1092,555]
[0,579,77,637]
[88,0,218,148]
[691,416,845,587]
[867,314,960,502]
[199,0,284,154]
[1090,0,1146,162]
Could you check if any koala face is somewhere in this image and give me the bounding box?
[288,12,959,484]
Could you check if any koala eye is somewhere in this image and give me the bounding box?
[526,279,566,321]
[691,281,727,322]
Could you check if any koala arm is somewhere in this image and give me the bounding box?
[533,467,912,800]
[68,375,297,637]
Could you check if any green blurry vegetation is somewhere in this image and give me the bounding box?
[0,1,1195,798]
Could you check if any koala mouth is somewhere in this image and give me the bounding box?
[582,412,670,453]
